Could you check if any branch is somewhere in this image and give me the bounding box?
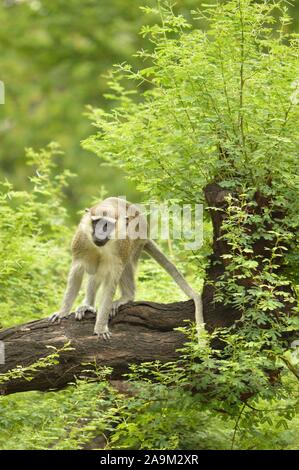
[0,300,197,395]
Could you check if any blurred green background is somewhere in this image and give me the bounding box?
[0,0,298,218]
[0,1,299,451]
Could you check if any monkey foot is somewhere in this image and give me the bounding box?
[109,299,131,319]
[48,312,70,324]
[109,302,120,319]
[75,305,97,321]
[93,325,111,341]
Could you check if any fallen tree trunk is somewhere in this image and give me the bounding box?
[0,295,239,396]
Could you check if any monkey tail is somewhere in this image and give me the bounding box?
[143,240,204,327]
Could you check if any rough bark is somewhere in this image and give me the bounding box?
[0,288,240,396]
[203,182,296,321]
[0,296,231,396]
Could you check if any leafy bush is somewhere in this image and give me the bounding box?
[0,143,72,327]
[82,0,299,449]
[85,0,299,204]
[0,0,298,451]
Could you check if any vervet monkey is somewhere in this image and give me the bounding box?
[49,197,203,340]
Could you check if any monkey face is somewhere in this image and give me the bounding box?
[91,216,116,247]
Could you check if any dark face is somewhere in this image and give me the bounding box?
[92,217,116,247]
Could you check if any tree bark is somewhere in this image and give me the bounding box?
[203,182,296,320]
[0,292,239,396]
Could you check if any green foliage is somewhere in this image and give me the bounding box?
[83,0,299,449]
[106,335,299,449]
[85,0,299,359]
[0,0,299,450]
[108,386,233,450]
[212,190,299,343]
[0,143,72,327]
[2,0,297,216]
[0,0,203,216]
[0,371,115,450]
[85,0,299,201]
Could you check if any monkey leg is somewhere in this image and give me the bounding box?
[49,261,84,323]
[75,275,100,321]
[110,262,136,318]
[94,267,124,340]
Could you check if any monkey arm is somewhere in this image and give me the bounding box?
[84,275,101,307]
[94,270,123,340]
[49,261,84,322]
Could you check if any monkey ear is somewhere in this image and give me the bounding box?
[91,215,102,221]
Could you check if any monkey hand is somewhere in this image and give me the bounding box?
[48,312,70,324]
[93,323,111,341]
[109,298,130,319]
[75,305,97,321]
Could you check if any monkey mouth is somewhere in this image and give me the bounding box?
[93,238,109,247]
